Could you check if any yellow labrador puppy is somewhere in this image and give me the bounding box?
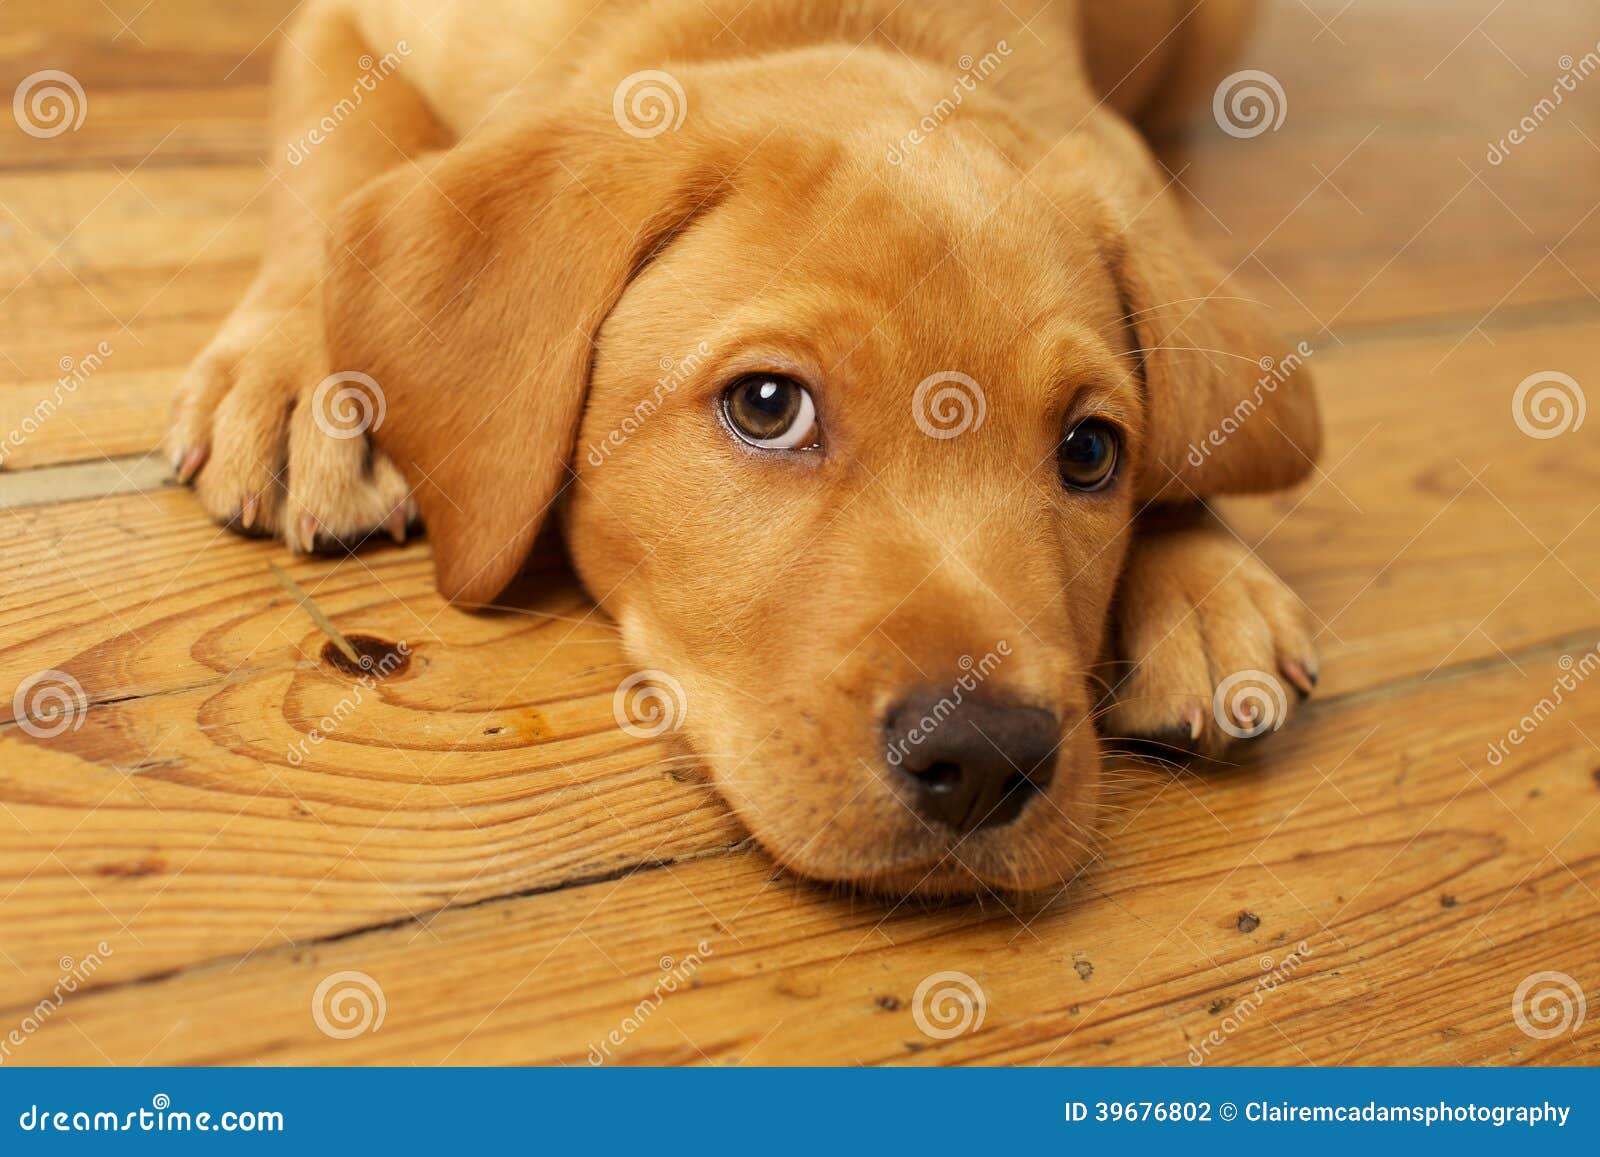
[170,0,1320,894]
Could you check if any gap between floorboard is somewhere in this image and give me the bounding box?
[0,452,173,510]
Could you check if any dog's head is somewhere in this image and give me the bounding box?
[327,57,1317,893]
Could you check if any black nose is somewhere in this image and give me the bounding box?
[884,690,1059,834]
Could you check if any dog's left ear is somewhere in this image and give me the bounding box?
[323,103,738,606]
[1072,123,1322,502]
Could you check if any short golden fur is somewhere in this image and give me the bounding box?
[171,0,1321,894]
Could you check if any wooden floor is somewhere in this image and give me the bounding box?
[3,0,1599,1066]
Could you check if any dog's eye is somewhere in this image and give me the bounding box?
[722,375,820,450]
[1058,419,1120,491]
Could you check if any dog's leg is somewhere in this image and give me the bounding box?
[1101,508,1319,759]
[166,0,447,550]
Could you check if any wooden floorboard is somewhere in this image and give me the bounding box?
[1,0,1598,1065]
[10,648,1598,1066]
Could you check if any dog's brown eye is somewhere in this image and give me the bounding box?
[1058,419,1120,491]
[722,375,820,450]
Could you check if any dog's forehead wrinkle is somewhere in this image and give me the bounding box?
[756,145,1094,292]
[620,164,1115,393]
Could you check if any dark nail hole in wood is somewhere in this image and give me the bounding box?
[321,635,410,679]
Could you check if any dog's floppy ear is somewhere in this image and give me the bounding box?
[324,107,735,606]
[1088,139,1322,502]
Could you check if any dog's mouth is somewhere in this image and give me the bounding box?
[739,760,1098,898]
[647,676,1104,896]
[761,824,1090,898]
[617,624,1100,895]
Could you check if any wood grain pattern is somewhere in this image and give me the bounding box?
[9,651,1599,1066]
[1,0,1598,1066]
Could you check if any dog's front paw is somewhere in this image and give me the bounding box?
[1102,527,1318,760]
[166,291,416,552]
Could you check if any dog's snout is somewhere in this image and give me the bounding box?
[885,691,1059,834]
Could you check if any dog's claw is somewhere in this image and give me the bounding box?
[240,494,259,531]
[175,446,207,485]
[1281,658,1317,697]
[295,514,319,554]
[383,509,407,544]
[1184,703,1204,741]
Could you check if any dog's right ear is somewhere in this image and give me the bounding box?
[324,103,737,607]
